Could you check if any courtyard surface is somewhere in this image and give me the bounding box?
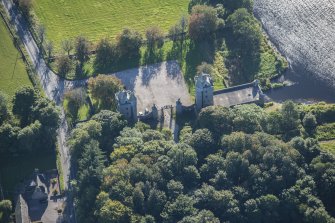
[112,61,193,112]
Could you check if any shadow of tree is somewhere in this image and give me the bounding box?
[166,41,183,62]
[93,53,141,76]
[142,47,164,65]
[224,29,261,85]
[140,63,162,86]
[184,40,216,87]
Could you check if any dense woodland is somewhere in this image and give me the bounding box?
[69,102,335,223]
[0,87,60,154]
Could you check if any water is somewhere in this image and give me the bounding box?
[254,0,335,103]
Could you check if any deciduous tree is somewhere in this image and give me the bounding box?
[189,5,218,41]
[12,86,36,126]
[75,35,90,63]
[88,74,123,109]
[57,55,72,76]
[116,28,142,58]
[61,39,73,56]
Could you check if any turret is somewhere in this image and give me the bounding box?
[195,73,214,110]
[115,90,137,122]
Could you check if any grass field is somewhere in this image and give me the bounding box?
[316,122,335,141]
[320,140,335,155]
[33,0,190,50]
[0,18,31,97]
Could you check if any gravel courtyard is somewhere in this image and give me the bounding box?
[112,61,193,112]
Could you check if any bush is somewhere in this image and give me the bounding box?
[88,75,123,110]
[196,62,214,76]
[18,0,33,14]
[316,123,335,141]
[189,5,218,41]
[56,55,72,77]
[303,112,317,133]
[53,189,58,196]
[64,88,86,119]
[301,103,335,124]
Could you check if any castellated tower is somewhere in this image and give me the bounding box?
[195,73,214,111]
[115,90,137,122]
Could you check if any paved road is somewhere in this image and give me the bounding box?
[1,0,83,221]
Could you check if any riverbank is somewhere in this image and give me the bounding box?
[254,0,335,103]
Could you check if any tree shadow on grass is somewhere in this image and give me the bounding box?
[166,41,183,62]
[75,63,90,79]
[184,40,216,87]
[224,30,261,85]
[142,47,164,65]
[93,53,141,75]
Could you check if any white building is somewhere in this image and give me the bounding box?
[195,73,214,110]
[115,90,137,122]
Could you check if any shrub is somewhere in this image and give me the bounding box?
[56,55,72,77]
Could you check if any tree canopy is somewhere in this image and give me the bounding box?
[69,102,335,222]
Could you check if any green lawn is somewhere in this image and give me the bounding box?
[63,98,90,121]
[33,0,190,51]
[316,122,335,141]
[0,18,32,97]
[320,140,335,155]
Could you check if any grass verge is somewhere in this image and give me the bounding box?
[56,145,65,193]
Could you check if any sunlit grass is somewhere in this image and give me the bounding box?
[0,18,31,97]
[33,0,190,51]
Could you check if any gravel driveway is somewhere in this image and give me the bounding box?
[112,61,192,112]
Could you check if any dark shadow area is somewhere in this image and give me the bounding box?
[176,110,197,134]
[143,47,164,65]
[166,60,181,79]
[113,68,139,91]
[184,40,216,86]
[166,41,183,62]
[140,62,162,86]
[75,63,90,79]
[224,29,261,85]
[265,64,335,103]
[27,199,48,221]
[93,53,141,77]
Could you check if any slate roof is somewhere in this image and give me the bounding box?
[116,90,136,104]
[195,73,213,89]
[213,81,263,107]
